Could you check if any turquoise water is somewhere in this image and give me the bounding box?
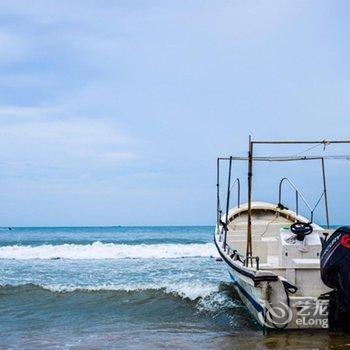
[1,226,350,349]
[0,226,256,348]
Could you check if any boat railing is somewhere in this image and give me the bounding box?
[228,177,241,210]
[222,243,260,270]
[220,177,241,248]
[225,244,254,265]
[217,179,241,225]
[245,255,260,270]
[278,177,325,223]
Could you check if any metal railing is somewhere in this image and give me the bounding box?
[278,177,325,223]
[228,178,241,209]
[222,177,241,249]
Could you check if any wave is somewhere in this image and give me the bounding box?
[0,242,218,260]
[42,281,219,300]
[0,238,209,247]
[0,281,238,313]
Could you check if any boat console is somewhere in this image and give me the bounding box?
[279,224,322,268]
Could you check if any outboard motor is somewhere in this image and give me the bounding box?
[321,226,350,330]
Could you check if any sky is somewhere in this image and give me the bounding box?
[0,0,350,226]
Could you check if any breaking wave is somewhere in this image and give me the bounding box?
[0,281,238,314]
[38,281,218,300]
[0,242,218,260]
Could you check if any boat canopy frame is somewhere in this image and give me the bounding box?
[216,139,350,266]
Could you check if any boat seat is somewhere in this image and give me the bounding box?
[226,236,279,264]
[261,237,277,242]
[292,258,320,268]
[259,255,280,268]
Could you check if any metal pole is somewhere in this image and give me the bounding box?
[253,140,350,145]
[246,136,253,263]
[223,156,232,250]
[237,178,241,208]
[321,158,330,229]
[296,191,299,216]
[278,178,286,206]
[216,158,220,229]
[218,156,350,162]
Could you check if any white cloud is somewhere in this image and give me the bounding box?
[0,105,54,119]
[100,152,137,161]
[0,107,137,174]
[0,31,28,63]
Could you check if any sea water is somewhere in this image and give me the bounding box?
[0,226,349,349]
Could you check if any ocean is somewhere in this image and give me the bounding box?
[0,226,349,349]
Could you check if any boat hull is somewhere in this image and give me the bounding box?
[228,266,329,330]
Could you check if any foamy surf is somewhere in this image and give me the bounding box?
[0,281,237,314]
[0,226,258,348]
[0,242,218,260]
[39,281,218,300]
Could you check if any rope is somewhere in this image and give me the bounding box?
[260,213,279,237]
[294,142,324,156]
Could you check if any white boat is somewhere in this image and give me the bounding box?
[214,139,350,331]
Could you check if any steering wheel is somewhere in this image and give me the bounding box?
[290,222,313,241]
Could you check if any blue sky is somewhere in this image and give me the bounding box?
[0,1,349,226]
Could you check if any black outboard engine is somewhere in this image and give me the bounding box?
[321,226,350,330]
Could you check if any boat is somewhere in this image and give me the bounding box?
[214,138,350,330]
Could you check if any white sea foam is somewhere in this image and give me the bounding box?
[40,281,218,300]
[0,242,218,260]
[37,281,236,312]
[32,281,219,301]
[1,280,236,313]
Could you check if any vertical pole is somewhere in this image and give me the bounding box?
[246,136,253,263]
[321,158,330,229]
[295,191,299,216]
[216,158,220,229]
[237,178,241,208]
[224,156,232,250]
